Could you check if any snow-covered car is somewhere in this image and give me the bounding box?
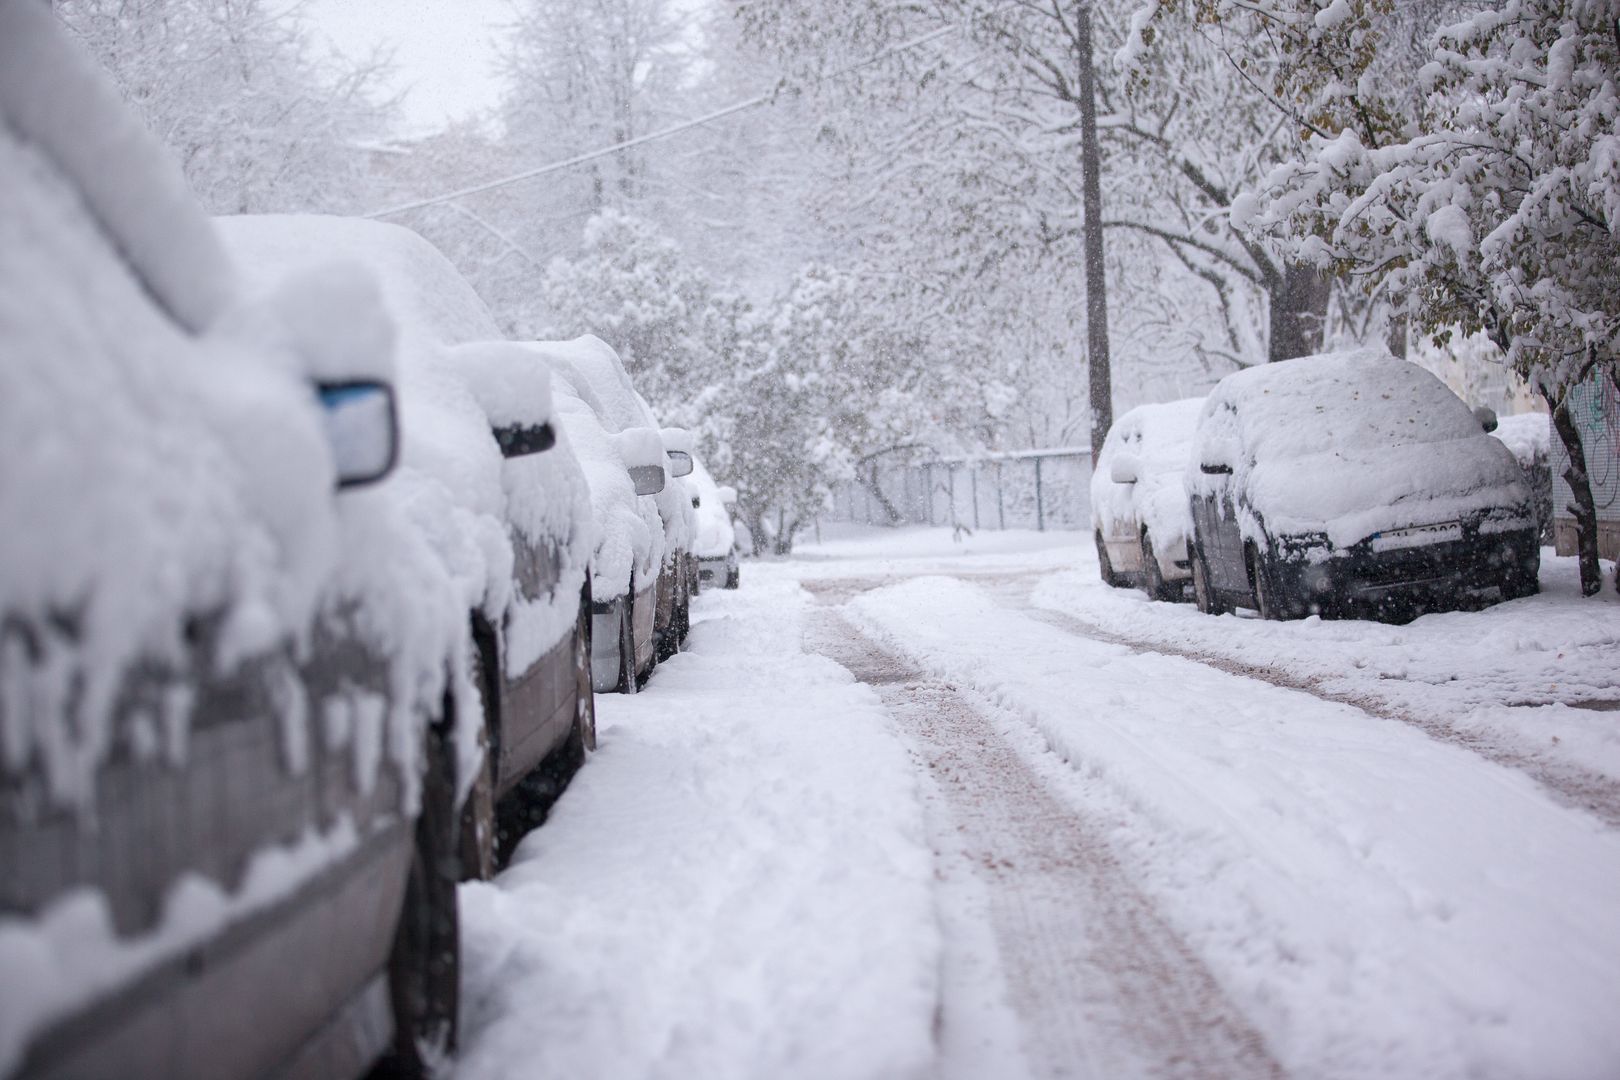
[522,339,667,693]
[529,337,697,674]
[217,217,598,880]
[1091,397,1205,601]
[1186,348,1539,621]
[0,8,468,1078]
[688,455,742,590]
[1490,410,1554,545]
[658,426,703,619]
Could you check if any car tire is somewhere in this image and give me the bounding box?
[616,592,639,696]
[492,596,596,865]
[377,693,460,1079]
[1096,530,1124,588]
[1192,544,1226,616]
[1249,545,1297,621]
[455,721,496,882]
[1501,562,1540,601]
[1140,531,1174,602]
[574,590,597,751]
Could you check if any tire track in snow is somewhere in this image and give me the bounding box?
[805,603,1284,1080]
[976,580,1620,832]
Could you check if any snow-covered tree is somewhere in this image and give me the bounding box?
[539,210,716,409]
[1238,0,1620,594]
[55,0,396,214]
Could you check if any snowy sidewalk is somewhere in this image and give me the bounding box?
[455,577,938,1080]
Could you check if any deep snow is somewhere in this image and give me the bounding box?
[456,525,1620,1080]
[456,576,938,1080]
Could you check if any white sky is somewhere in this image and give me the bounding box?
[302,0,513,133]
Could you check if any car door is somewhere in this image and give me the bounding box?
[1192,399,1248,592]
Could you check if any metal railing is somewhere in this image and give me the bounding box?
[827,447,1094,532]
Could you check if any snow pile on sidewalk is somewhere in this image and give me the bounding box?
[850,575,1620,1080]
[456,578,939,1080]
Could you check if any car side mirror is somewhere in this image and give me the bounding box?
[629,464,666,496]
[717,485,738,506]
[1473,405,1499,433]
[1109,454,1140,484]
[667,449,694,478]
[319,381,398,489]
[1199,461,1233,476]
[493,422,555,458]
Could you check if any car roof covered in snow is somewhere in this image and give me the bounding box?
[1199,348,1484,462]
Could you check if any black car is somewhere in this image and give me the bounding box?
[1187,349,1540,621]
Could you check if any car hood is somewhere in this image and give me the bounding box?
[1246,436,1530,548]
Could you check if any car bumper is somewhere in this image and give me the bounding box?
[1282,526,1539,605]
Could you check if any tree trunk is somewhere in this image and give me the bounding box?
[743,506,768,558]
[862,463,903,524]
[1076,3,1112,464]
[1549,395,1604,596]
[1386,313,1409,359]
[1268,261,1332,362]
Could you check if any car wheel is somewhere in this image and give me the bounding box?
[455,721,496,882]
[378,693,460,1079]
[492,597,596,864]
[1096,530,1124,588]
[1192,544,1226,616]
[1140,531,1173,602]
[574,591,597,751]
[1501,561,1540,601]
[616,593,639,696]
[1249,546,1296,620]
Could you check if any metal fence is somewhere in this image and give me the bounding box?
[826,448,1094,532]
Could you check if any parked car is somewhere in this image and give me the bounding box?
[658,427,703,625]
[526,338,696,676]
[1091,398,1205,600]
[688,455,742,590]
[1186,348,1539,621]
[0,7,465,1078]
[523,340,668,694]
[217,218,599,880]
[1490,411,1554,545]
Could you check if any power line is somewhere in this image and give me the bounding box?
[365,12,1001,221]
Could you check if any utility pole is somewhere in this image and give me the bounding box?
[1076,2,1112,466]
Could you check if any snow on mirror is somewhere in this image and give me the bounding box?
[629,465,666,496]
[493,421,556,459]
[1109,454,1140,484]
[612,426,668,495]
[667,450,694,478]
[318,380,398,488]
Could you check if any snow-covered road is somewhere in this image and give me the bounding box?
[456,526,1620,1080]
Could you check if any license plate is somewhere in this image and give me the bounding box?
[1370,521,1462,552]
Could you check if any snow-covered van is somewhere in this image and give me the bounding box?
[1091,397,1205,601]
[217,216,600,877]
[0,7,467,1078]
[1186,349,1538,621]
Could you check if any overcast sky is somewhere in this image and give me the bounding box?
[303,0,513,133]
